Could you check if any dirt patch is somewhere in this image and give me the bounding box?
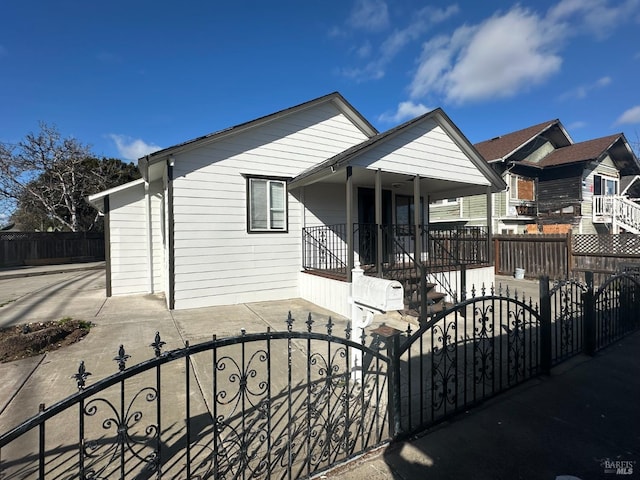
[0,319,92,362]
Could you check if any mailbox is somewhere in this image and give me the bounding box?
[352,275,404,312]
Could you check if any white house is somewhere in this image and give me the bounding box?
[88,92,506,318]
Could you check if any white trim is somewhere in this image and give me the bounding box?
[248,178,288,232]
[87,178,145,204]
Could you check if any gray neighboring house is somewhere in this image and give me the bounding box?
[431,119,640,234]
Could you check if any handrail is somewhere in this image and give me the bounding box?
[422,226,458,303]
[592,195,640,234]
[379,224,428,321]
[302,224,348,273]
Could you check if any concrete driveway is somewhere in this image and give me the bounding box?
[0,269,108,328]
[0,265,385,436]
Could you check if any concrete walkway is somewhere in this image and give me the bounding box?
[1,264,638,479]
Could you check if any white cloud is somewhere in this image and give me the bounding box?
[109,134,162,161]
[349,0,389,32]
[559,76,612,100]
[615,106,640,125]
[548,0,640,39]
[399,0,638,105]
[378,101,431,123]
[355,41,372,59]
[411,6,564,103]
[339,4,459,81]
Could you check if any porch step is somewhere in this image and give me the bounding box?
[380,270,461,321]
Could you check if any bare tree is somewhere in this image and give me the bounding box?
[0,123,139,232]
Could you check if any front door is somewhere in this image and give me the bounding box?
[357,188,392,265]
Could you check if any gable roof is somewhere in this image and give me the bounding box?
[523,134,621,168]
[474,119,569,162]
[290,107,506,192]
[621,175,640,197]
[139,92,378,179]
[511,132,640,177]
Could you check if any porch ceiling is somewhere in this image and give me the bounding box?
[290,166,494,201]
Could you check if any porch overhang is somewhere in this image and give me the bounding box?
[289,107,506,200]
[289,165,499,201]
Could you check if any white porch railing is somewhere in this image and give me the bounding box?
[593,195,640,234]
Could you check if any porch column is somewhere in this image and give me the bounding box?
[375,169,383,277]
[346,166,354,282]
[414,175,422,263]
[486,186,493,264]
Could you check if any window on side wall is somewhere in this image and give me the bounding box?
[509,174,518,200]
[593,174,618,196]
[247,176,288,233]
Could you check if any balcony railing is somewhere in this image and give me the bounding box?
[302,223,490,317]
[593,195,640,233]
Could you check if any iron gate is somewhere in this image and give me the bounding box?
[388,285,541,437]
[0,315,389,479]
[2,272,640,478]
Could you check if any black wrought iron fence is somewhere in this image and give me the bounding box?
[0,316,389,480]
[385,285,540,437]
[589,272,640,352]
[302,224,348,275]
[2,272,640,478]
[547,278,587,364]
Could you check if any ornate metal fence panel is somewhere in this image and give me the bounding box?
[549,279,588,364]
[4,275,640,478]
[390,285,540,437]
[592,273,640,352]
[0,315,390,480]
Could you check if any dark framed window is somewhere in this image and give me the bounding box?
[246,176,288,233]
[593,174,618,196]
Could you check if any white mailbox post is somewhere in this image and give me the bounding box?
[349,262,404,382]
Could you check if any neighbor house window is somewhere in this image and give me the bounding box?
[510,174,518,200]
[593,174,618,196]
[432,198,458,206]
[247,177,288,232]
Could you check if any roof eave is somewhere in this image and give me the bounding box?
[143,92,378,169]
[86,178,146,211]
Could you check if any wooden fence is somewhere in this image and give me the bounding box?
[493,233,640,283]
[0,232,105,268]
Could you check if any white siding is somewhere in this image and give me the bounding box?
[303,183,347,227]
[109,184,150,296]
[171,103,369,309]
[353,119,491,186]
[299,272,351,317]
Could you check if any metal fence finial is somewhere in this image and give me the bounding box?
[327,316,334,336]
[114,345,130,372]
[286,311,294,331]
[150,332,165,357]
[72,360,91,390]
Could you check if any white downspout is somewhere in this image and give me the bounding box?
[145,181,154,293]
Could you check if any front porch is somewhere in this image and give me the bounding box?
[302,222,492,321]
[288,108,506,320]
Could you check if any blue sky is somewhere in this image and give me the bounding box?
[1,0,640,163]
